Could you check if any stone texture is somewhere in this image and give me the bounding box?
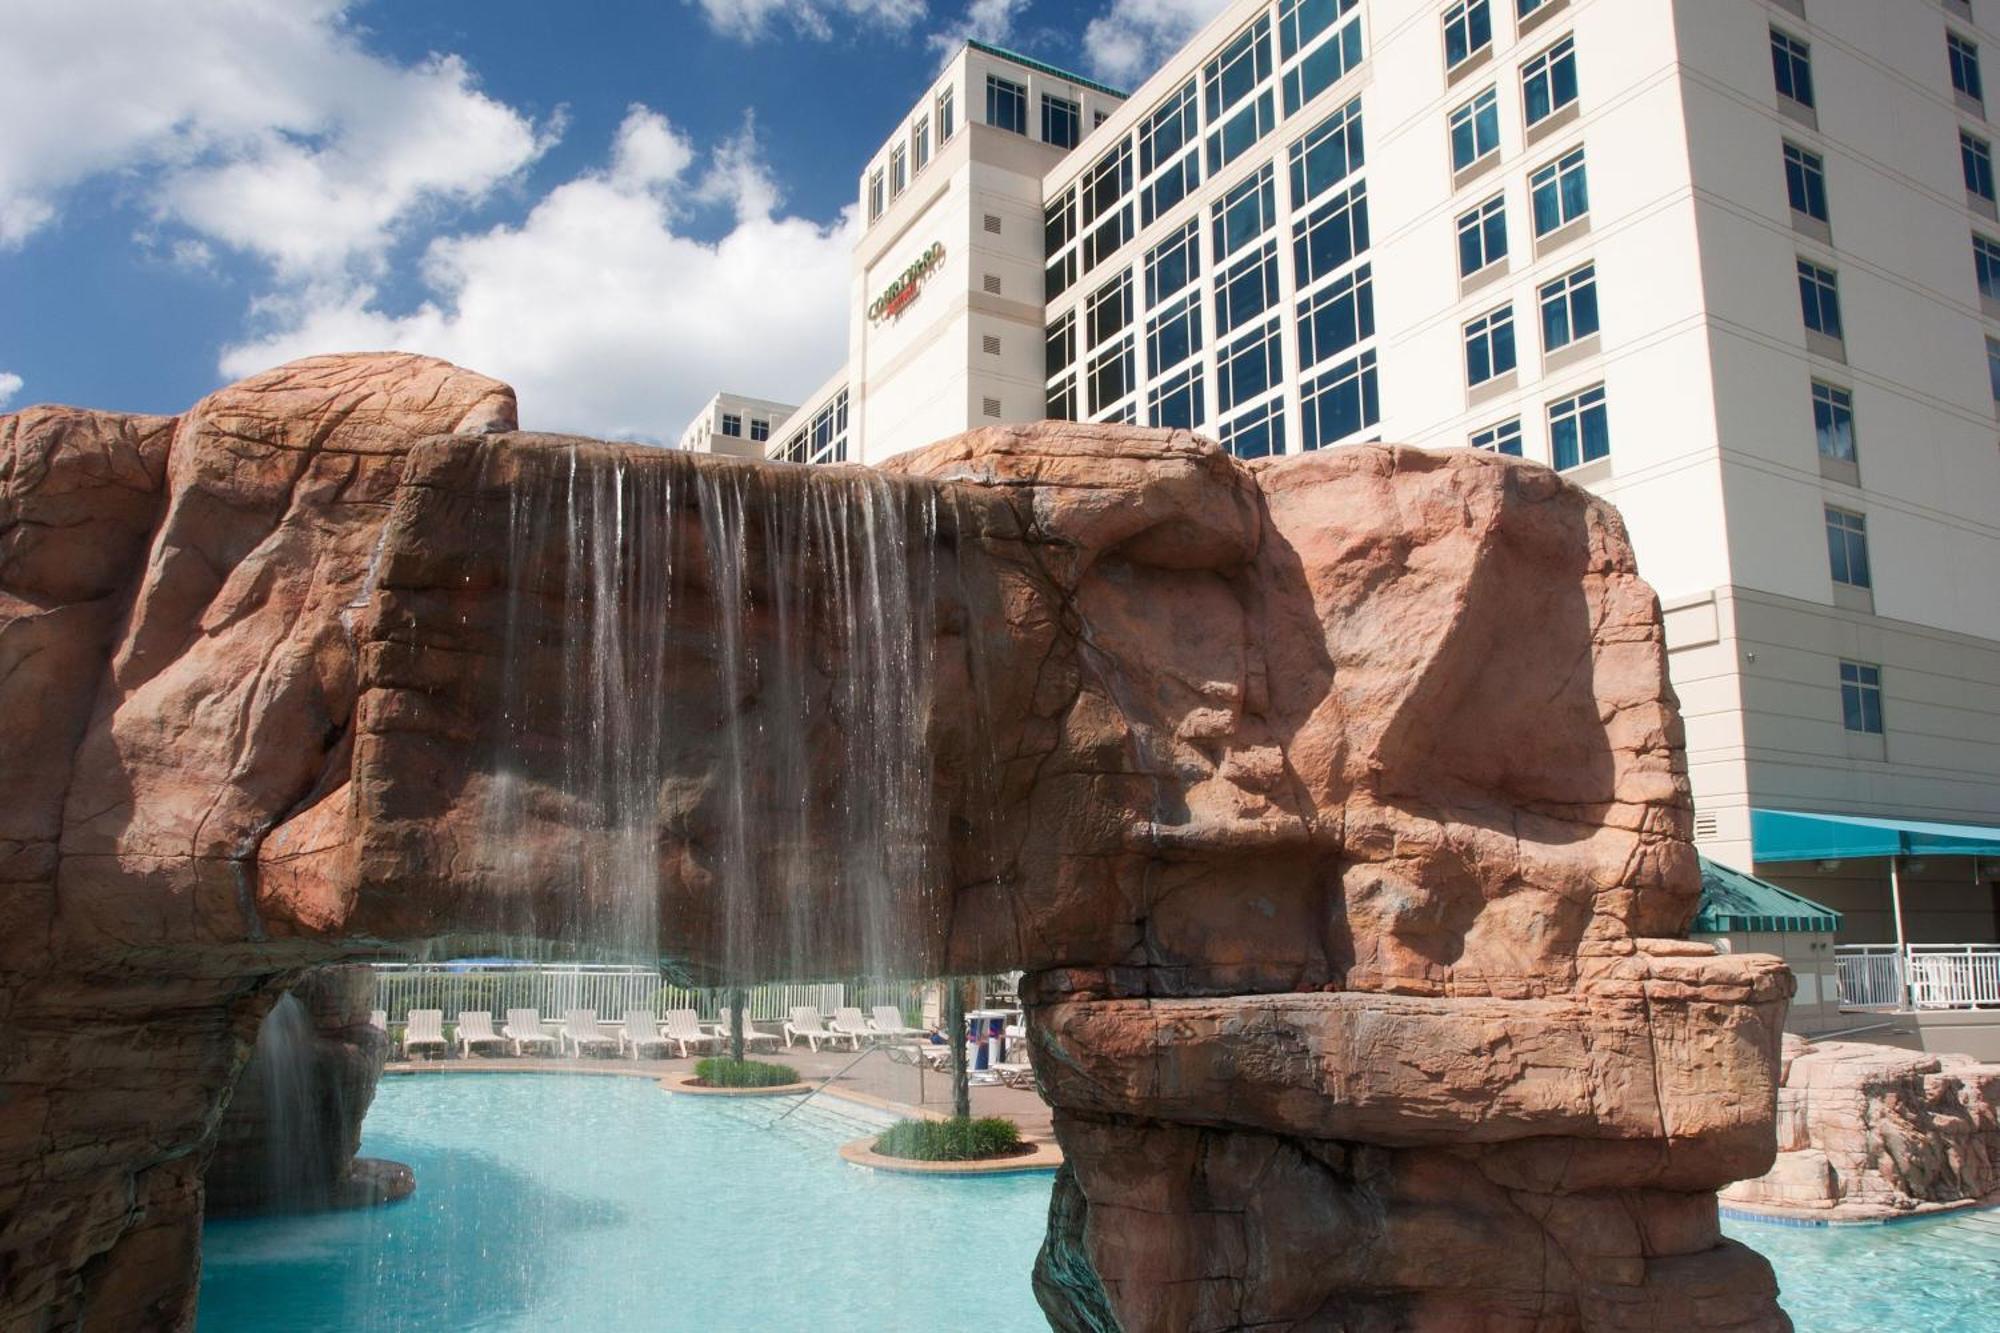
[1722,1035,2000,1218]
[0,362,1791,1331]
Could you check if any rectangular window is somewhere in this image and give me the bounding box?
[1208,89,1277,173]
[1217,318,1284,413]
[1294,181,1370,288]
[1146,219,1201,307]
[1450,87,1500,172]
[1220,400,1286,459]
[1530,148,1589,235]
[1205,15,1273,121]
[1045,188,1076,255]
[720,413,742,437]
[1951,32,1985,103]
[1297,263,1374,368]
[1811,381,1855,462]
[1471,418,1522,455]
[1548,383,1609,469]
[1301,349,1380,449]
[1142,150,1199,226]
[1797,259,1842,338]
[1771,29,1814,108]
[1522,34,1578,126]
[1216,240,1281,336]
[1089,337,1135,415]
[1087,271,1134,350]
[1047,375,1076,421]
[1783,143,1828,221]
[1147,291,1204,374]
[1047,312,1075,379]
[938,86,956,142]
[1964,131,1996,202]
[1043,94,1081,149]
[1464,304,1517,386]
[749,418,770,443]
[1046,250,1077,301]
[1082,205,1132,273]
[1282,10,1364,116]
[1457,194,1507,276]
[1289,98,1365,206]
[890,144,907,197]
[1444,0,1492,72]
[1824,506,1871,587]
[1082,141,1134,227]
[1839,661,1884,735]
[913,117,930,172]
[868,170,884,222]
[1139,80,1200,225]
[1538,262,1599,350]
[1279,0,1357,61]
[1988,336,2000,400]
[1976,233,2000,300]
[988,75,1028,135]
[1147,364,1205,430]
[1518,0,1552,16]
[1212,164,1277,261]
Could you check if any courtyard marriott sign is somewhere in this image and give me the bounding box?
[868,242,945,323]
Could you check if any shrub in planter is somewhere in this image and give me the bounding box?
[691,1056,800,1088]
[873,1116,1024,1162]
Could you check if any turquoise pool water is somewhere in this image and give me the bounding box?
[196,1075,1054,1332]
[1722,1208,2000,1333]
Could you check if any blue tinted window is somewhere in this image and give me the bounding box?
[1450,88,1499,171]
[1548,384,1609,470]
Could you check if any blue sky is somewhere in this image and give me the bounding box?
[0,0,1226,440]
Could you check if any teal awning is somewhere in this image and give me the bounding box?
[1751,808,2000,863]
[1693,855,1842,935]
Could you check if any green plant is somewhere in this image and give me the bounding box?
[692,1056,800,1088]
[872,1116,1023,1162]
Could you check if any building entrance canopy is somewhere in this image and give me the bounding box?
[1752,808,2000,863]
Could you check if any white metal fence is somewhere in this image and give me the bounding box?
[1835,943,2000,1010]
[371,962,919,1027]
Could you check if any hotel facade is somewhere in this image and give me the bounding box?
[685,0,2000,1041]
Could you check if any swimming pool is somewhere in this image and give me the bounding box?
[196,1075,1055,1332]
[1721,1207,2000,1333]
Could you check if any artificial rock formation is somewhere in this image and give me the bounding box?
[1722,1036,2000,1220]
[0,353,1792,1331]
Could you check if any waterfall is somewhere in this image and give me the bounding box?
[245,993,327,1212]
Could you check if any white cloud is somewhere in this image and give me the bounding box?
[927,0,1028,55]
[1082,0,1233,85]
[0,373,21,409]
[691,0,926,42]
[219,108,858,444]
[0,0,550,276]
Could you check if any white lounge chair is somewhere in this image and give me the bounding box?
[830,1007,877,1046]
[709,1008,781,1049]
[620,1009,673,1059]
[869,1005,921,1041]
[403,1009,448,1060]
[368,1009,388,1033]
[660,1009,719,1058]
[784,1007,856,1052]
[504,1008,559,1057]
[992,1060,1037,1091]
[562,1009,620,1057]
[456,1010,507,1057]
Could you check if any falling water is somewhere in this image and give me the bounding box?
[236,993,328,1213]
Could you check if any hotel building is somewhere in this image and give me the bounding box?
[703,0,2000,1045]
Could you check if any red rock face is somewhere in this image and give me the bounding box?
[0,357,1790,1331]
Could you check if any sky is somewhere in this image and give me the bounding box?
[0,0,1232,441]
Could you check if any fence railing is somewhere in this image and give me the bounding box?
[370,962,920,1027]
[1835,943,2000,1011]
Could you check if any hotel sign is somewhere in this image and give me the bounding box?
[868,242,945,323]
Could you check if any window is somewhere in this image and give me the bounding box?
[1140,80,1200,226]
[1146,219,1201,306]
[1783,143,1828,222]
[1087,271,1134,349]
[1282,5,1364,115]
[1539,263,1599,350]
[1297,263,1374,368]
[913,117,931,172]
[1206,15,1273,121]
[1280,0,1357,60]
[868,170,884,222]
[749,418,770,443]
[1522,34,1578,127]
[1046,189,1076,255]
[1290,99,1365,207]
[1824,506,1871,587]
[1148,364,1205,430]
[1450,88,1500,171]
[1221,400,1286,459]
[1530,148,1589,235]
[1839,662,1884,735]
[1217,318,1284,412]
[1457,194,1507,276]
[1548,383,1608,469]
[1095,109,1110,128]
[1964,131,1995,202]
[1518,0,1553,16]
[1082,141,1134,227]
[1301,350,1380,449]
[720,413,742,437]
[1797,260,1843,337]
[1976,233,2000,300]
[890,144,907,197]
[1444,0,1492,72]
[1464,305,1517,385]
[1811,381,1855,462]
[1089,338,1135,415]
[1082,205,1132,273]
[1988,335,2000,400]
[1216,240,1281,335]
[1043,94,1081,149]
[938,86,956,142]
[1147,291,1204,374]
[1047,251,1077,300]
[1212,164,1277,260]
[1951,32,1984,104]
[1047,375,1077,421]
[1047,312,1076,379]
[1294,182,1370,288]
[1208,90,1277,172]
[988,75,1028,135]
[1471,418,1523,455]
[1771,29,1814,108]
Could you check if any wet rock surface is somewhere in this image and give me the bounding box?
[0,355,1791,1330]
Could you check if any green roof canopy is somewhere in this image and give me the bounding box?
[1692,855,1842,935]
[1750,808,2000,863]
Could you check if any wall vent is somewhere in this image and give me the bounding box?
[984,213,1002,234]
[982,334,1001,355]
[1692,813,1720,841]
[982,396,1002,417]
[983,273,1003,295]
